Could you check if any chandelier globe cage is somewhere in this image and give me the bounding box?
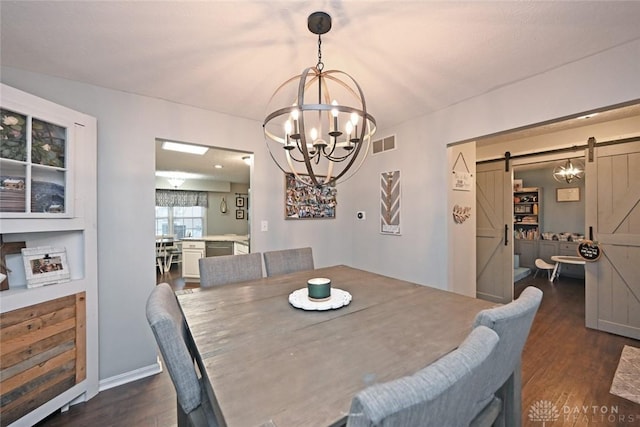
[552,158,585,184]
[263,11,376,188]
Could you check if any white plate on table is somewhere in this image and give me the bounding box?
[288,288,352,311]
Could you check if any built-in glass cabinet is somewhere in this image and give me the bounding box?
[0,84,97,427]
[1,106,73,217]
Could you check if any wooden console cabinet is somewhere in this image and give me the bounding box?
[0,293,86,426]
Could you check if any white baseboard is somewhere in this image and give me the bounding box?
[99,359,163,392]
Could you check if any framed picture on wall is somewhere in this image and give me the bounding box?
[236,196,245,207]
[236,209,245,220]
[556,187,580,202]
[285,173,336,219]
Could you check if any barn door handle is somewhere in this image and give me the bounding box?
[505,224,509,246]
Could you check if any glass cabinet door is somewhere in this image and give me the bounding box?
[1,108,70,217]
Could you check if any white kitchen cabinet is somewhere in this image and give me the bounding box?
[182,241,205,279]
[234,241,249,255]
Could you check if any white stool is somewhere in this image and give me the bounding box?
[534,258,556,281]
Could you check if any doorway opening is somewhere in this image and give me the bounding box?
[471,101,640,340]
[154,139,252,282]
[511,157,586,287]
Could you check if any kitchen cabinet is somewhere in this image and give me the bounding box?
[514,239,537,269]
[234,241,249,255]
[537,240,557,264]
[182,241,205,279]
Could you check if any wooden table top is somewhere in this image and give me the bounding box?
[177,265,496,427]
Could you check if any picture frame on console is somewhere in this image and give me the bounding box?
[21,246,70,288]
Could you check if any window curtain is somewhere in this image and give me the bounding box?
[155,190,209,208]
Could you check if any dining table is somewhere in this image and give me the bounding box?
[176,265,513,427]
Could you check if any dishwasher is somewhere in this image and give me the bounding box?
[206,241,234,257]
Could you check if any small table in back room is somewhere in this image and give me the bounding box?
[550,255,586,281]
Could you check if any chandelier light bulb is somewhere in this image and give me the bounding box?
[345,120,353,136]
[331,100,339,117]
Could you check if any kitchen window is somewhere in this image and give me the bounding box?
[155,206,205,238]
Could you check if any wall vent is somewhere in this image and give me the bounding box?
[372,135,396,154]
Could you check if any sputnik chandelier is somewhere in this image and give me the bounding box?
[263,11,376,187]
[552,158,585,183]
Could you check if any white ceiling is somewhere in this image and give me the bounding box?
[155,139,251,184]
[2,1,640,183]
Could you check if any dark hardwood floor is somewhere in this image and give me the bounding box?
[36,267,639,427]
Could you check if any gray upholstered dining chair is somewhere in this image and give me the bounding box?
[263,247,314,277]
[346,325,500,427]
[146,283,219,427]
[471,285,543,427]
[198,252,263,287]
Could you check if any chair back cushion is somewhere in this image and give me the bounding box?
[472,286,543,395]
[146,283,201,414]
[199,252,263,287]
[347,326,500,427]
[263,247,314,277]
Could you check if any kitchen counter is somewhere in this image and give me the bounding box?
[181,234,249,243]
[181,235,250,280]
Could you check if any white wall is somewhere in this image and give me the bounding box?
[343,118,449,287]
[2,38,639,386]
[207,183,250,236]
[448,142,477,296]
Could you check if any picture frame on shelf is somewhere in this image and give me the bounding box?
[556,187,580,202]
[513,179,523,192]
[21,246,70,288]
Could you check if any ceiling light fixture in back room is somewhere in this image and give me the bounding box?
[263,11,376,188]
[552,158,585,184]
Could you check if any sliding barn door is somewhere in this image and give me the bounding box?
[586,140,640,339]
[476,161,513,303]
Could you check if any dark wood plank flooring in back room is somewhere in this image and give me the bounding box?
[36,268,640,427]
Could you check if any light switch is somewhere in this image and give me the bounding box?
[261,220,269,231]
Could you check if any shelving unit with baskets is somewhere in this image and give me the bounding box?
[513,187,542,240]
